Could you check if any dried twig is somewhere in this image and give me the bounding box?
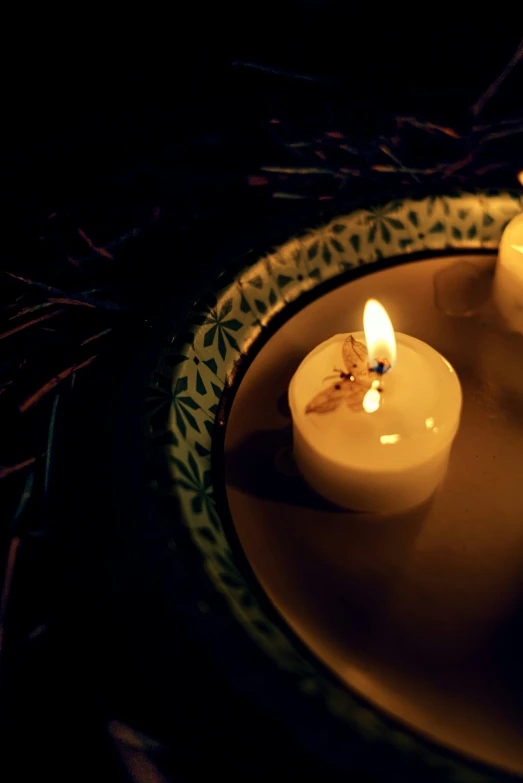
[231,60,334,85]
[441,151,477,179]
[3,271,127,311]
[379,144,420,184]
[0,309,65,341]
[0,458,37,480]
[3,271,65,297]
[19,355,97,413]
[78,228,114,259]
[396,116,462,138]
[80,328,112,346]
[0,536,21,662]
[471,37,523,117]
[8,302,54,320]
[261,166,338,176]
[46,297,96,309]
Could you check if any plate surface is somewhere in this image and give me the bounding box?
[146,191,523,782]
[226,252,523,775]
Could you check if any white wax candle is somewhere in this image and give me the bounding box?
[289,312,462,512]
[493,211,523,333]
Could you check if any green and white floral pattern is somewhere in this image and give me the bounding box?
[146,191,522,783]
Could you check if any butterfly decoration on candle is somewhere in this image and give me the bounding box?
[305,335,389,414]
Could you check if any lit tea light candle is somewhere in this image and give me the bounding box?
[493,211,523,333]
[288,300,462,513]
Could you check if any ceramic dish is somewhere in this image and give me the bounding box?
[145,190,523,782]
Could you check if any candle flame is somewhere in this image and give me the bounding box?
[363,299,397,368]
[511,244,523,254]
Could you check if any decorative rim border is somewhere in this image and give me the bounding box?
[145,190,523,782]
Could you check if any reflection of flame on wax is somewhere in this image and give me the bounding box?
[425,417,440,433]
[380,433,400,444]
[511,244,523,254]
[363,387,381,413]
[363,299,397,369]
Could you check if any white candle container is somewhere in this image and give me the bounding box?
[493,211,523,333]
[289,333,462,513]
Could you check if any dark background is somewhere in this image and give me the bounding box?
[6,9,523,216]
[2,8,523,782]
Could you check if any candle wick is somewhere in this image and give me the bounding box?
[370,357,391,375]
